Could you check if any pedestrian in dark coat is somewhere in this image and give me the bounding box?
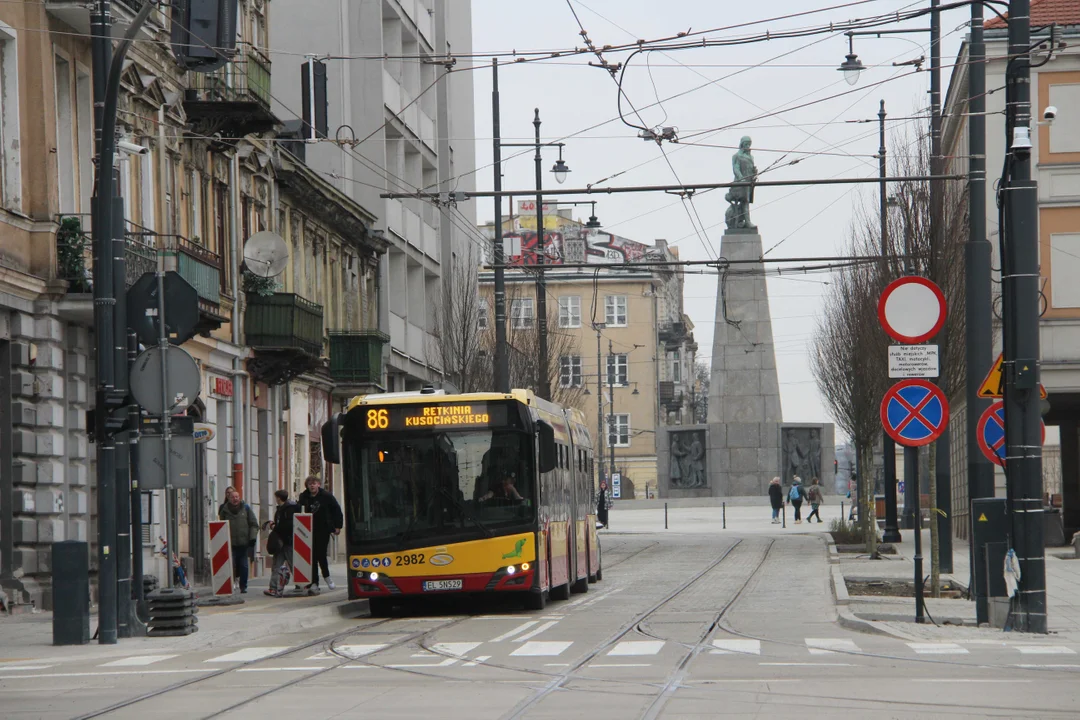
[768,477,783,524]
[264,489,298,596]
[298,476,344,591]
[218,487,259,593]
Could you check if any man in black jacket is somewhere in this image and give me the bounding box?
[299,476,344,591]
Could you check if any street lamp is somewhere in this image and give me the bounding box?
[551,148,570,184]
[838,33,865,85]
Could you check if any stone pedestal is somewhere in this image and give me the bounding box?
[705,228,782,496]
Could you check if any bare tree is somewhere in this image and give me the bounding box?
[502,281,586,407]
[811,126,967,557]
[428,255,492,393]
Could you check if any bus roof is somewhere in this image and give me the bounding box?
[346,389,532,413]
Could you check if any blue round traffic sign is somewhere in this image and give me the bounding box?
[977,400,1045,468]
[880,379,949,447]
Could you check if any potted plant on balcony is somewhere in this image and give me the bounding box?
[57,216,92,292]
[242,268,277,297]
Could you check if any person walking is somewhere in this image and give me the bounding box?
[788,476,807,524]
[218,487,259,593]
[263,489,298,597]
[806,477,824,524]
[299,476,344,592]
[597,480,610,529]
[768,477,783,524]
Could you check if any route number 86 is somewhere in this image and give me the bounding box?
[367,409,389,429]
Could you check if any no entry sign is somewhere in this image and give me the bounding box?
[880,379,950,447]
[977,400,1045,467]
[878,276,947,344]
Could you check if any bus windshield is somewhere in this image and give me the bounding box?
[344,429,535,545]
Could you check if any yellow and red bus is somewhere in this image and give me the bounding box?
[322,388,601,614]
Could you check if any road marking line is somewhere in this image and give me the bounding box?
[914,679,1030,683]
[907,643,968,655]
[431,642,482,658]
[760,662,854,667]
[513,621,559,642]
[338,664,376,669]
[236,666,327,672]
[1015,664,1080,668]
[205,647,290,663]
[0,669,208,680]
[511,641,573,657]
[463,655,492,667]
[1017,646,1077,655]
[476,616,532,620]
[543,663,570,667]
[590,663,652,668]
[490,621,539,643]
[608,641,665,656]
[710,639,761,655]
[329,644,387,660]
[387,658,459,668]
[805,638,860,655]
[100,655,177,667]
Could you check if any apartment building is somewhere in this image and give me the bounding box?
[478,208,697,498]
[271,0,478,397]
[941,3,1080,539]
[0,0,391,608]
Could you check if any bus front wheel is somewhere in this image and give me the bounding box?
[368,597,393,617]
[524,589,547,611]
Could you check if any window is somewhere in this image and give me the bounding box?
[606,353,628,386]
[477,297,489,329]
[558,295,581,328]
[559,355,582,387]
[0,23,22,210]
[54,55,75,214]
[511,298,534,329]
[76,67,92,213]
[608,414,630,447]
[669,349,681,383]
[605,295,627,326]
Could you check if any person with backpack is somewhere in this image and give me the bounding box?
[218,487,259,593]
[264,489,298,597]
[788,476,807,525]
[806,477,824,524]
[768,477,783,524]
[298,476,344,592]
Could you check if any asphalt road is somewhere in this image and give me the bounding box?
[3,531,1079,719]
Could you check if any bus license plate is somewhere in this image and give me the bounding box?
[422,579,463,592]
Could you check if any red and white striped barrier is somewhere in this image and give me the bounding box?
[292,513,313,585]
[209,520,233,595]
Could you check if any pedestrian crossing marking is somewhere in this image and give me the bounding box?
[608,641,665,656]
[387,658,459,669]
[205,647,290,663]
[463,655,491,667]
[431,642,482,658]
[236,666,326,672]
[510,641,573,657]
[513,621,560,642]
[907,643,968,655]
[710,639,761,655]
[806,638,860,655]
[591,663,653,668]
[101,655,177,667]
[490,621,538,642]
[1017,646,1076,655]
[0,665,56,671]
[331,644,388,660]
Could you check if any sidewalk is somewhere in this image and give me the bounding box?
[834,526,1080,641]
[0,561,365,663]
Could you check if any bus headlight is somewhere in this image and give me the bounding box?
[507,565,516,575]
[521,563,530,571]
[369,572,379,582]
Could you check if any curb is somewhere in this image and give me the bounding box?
[835,606,899,637]
[826,542,839,565]
[831,566,849,606]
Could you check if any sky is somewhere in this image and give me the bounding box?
[468,0,969,429]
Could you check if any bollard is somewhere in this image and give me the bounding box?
[782,504,787,529]
[52,541,90,645]
[664,502,668,530]
[722,502,726,530]
[841,502,845,522]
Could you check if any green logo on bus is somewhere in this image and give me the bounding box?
[502,538,526,559]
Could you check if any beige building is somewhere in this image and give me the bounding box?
[478,220,696,499]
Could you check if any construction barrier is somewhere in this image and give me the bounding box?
[209,520,233,596]
[293,513,313,585]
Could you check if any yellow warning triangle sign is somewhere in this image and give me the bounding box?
[977,513,988,522]
[978,353,1048,400]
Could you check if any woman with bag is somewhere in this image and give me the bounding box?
[806,477,824,523]
[263,490,298,597]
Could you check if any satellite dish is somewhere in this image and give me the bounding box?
[243,231,289,278]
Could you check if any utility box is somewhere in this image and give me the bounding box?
[52,541,90,645]
[972,498,1009,626]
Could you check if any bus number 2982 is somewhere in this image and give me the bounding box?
[396,553,426,566]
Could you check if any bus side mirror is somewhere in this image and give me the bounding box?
[322,413,343,464]
[537,420,557,473]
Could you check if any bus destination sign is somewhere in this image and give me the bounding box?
[363,402,507,432]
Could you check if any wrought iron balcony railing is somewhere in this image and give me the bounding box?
[328,330,390,385]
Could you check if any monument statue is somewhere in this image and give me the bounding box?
[725,136,757,230]
[669,430,707,489]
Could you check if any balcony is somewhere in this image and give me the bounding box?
[245,293,325,385]
[173,236,227,334]
[328,331,390,389]
[184,44,277,141]
[56,215,158,293]
[658,381,684,410]
[658,320,687,345]
[45,0,160,39]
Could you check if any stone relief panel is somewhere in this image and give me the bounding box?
[669,430,707,489]
[780,426,823,484]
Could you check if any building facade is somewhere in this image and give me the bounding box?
[0,0,401,609]
[942,5,1080,540]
